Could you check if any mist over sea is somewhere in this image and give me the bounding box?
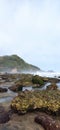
[1,70,60,78]
[20,71,60,78]
[34,71,60,78]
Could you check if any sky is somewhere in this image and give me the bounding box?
[0,0,60,72]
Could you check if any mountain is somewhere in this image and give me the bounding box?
[0,55,40,73]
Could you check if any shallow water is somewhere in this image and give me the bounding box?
[0,82,17,103]
[56,82,60,89]
[0,96,13,103]
[23,82,51,91]
[0,81,60,104]
[23,82,60,91]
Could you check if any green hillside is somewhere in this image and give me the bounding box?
[0,55,40,73]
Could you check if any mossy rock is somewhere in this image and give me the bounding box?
[11,90,60,114]
[32,75,44,86]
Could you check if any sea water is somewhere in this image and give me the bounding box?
[34,71,60,78]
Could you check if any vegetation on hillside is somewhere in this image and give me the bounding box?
[0,55,40,72]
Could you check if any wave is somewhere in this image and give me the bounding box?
[34,71,60,78]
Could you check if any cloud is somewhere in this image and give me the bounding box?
[0,0,60,71]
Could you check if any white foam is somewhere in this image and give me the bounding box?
[34,71,60,78]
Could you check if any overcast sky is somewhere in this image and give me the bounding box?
[0,0,60,72]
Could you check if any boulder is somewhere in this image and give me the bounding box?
[35,114,60,130]
[9,84,23,92]
[0,87,8,92]
[11,90,60,114]
[0,106,10,123]
[32,75,44,86]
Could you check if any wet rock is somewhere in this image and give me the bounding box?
[0,87,8,92]
[35,114,60,130]
[11,90,60,114]
[9,84,23,92]
[32,75,44,86]
[0,106,10,124]
[9,74,45,92]
[0,112,44,130]
[9,74,33,92]
[46,83,58,90]
[58,76,60,78]
[47,77,60,83]
[0,111,10,124]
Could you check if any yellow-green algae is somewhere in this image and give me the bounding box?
[11,90,60,114]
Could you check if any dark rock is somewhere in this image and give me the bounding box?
[0,87,8,92]
[35,114,60,130]
[0,106,10,124]
[58,76,60,78]
[9,84,23,92]
[0,111,10,124]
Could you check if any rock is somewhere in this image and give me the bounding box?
[9,74,45,92]
[0,106,10,123]
[11,90,60,114]
[46,83,58,90]
[9,74,33,92]
[9,84,23,92]
[0,112,44,130]
[32,75,44,86]
[35,114,60,130]
[0,87,8,92]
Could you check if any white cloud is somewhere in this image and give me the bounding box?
[0,0,60,71]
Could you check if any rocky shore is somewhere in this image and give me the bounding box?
[0,73,60,130]
[11,89,60,115]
